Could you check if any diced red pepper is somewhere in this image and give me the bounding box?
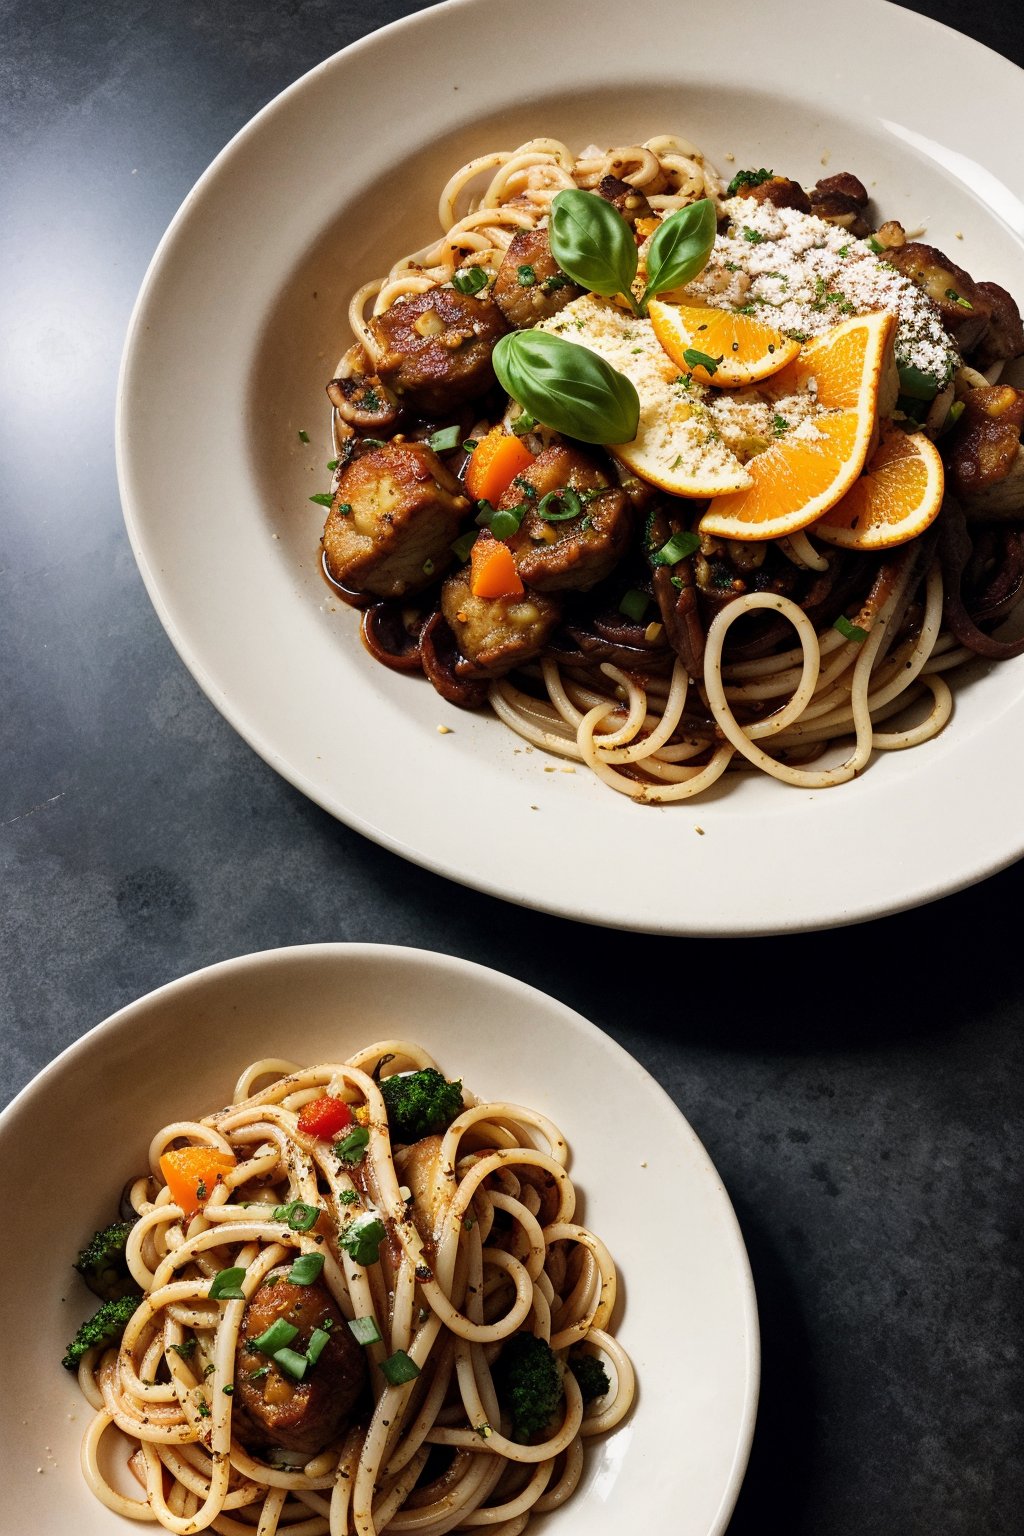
[297,1095,354,1139]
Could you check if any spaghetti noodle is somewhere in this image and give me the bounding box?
[70,1043,633,1535]
[320,137,1024,802]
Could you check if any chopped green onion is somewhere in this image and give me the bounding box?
[451,531,477,562]
[288,1252,326,1286]
[452,266,488,296]
[348,1315,383,1346]
[380,1349,421,1385]
[338,1189,358,1206]
[946,400,965,429]
[725,167,773,196]
[474,498,495,527]
[945,288,973,310]
[247,1366,269,1381]
[309,492,334,507]
[272,1347,309,1382]
[327,458,339,471]
[306,1328,331,1365]
[222,1384,234,1395]
[510,412,536,437]
[834,615,868,643]
[252,1319,299,1355]
[340,1214,386,1267]
[208,1267,247,1301]
[335,502,352,515]
[298,430,310,444]
[619,589,650,622]
[334,1126,370,1164]
[652,531,700,565]
[272,1201,322,1233]
[462,438,479,453]
[361,437,385,448]
[516,264,537,286]
[490,506,526,541]
[428,425,461,453]
[681,348,721,376]
[670,575,684,590]
[537,487,583,522]
[422,557,435,576]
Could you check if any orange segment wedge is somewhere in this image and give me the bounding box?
[814,422,945,549]
[649,298,801,386]
[699,310,897,541]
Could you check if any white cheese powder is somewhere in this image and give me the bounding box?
[684,197,959,386]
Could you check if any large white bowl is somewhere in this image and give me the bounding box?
[116,0,1024,933]
[3,944,758,1534]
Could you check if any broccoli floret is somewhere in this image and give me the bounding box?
[380,1067,463,1144]
[568,1347,611,1403]
[74,1219,138,1300]
[495,1332,563,1442]
[62,1294,141,1371]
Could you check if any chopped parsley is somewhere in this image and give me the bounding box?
[726,167,773,196]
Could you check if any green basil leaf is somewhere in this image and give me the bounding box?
[639,199,717,309]
[548,189,638,306]
[492,331,639,446]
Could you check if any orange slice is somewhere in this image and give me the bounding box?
[649,298,801,386]
[813,422,945,549]
[698,310,897,541]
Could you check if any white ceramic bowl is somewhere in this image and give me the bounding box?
[117,0,1024,933]
[3,943,758,1534]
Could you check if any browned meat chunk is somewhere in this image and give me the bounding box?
[972,281,1024,370]
[440,553,561,674]
[492,228,581,329]
[322,442,470,599]
[504,445,632,593]
[368,288,507,413]
[809,172,871,237]
[234,1273,366,1456]
[595,174,655,232]
[884,242,991,351]
[734,176,811,215]
[948,385,1024,513]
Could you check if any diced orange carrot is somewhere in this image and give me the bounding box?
[464,428,535,504]
[470,536,524,599]
[159,1146,237,1219]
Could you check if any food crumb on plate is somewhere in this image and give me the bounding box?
[437,724,452,734]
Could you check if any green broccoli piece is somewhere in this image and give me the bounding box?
[62,1294,141,1371]
[380,1067,463,1144]
[568,1347,611,1403]
[495,1332,563,1442]
[74,1219,138,1300]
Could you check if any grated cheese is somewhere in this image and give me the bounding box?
[685,198,958,385]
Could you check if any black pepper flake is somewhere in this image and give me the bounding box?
[415,1264,433,1281]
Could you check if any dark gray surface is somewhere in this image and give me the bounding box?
[1,2,1022,1531]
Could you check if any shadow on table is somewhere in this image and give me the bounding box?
[723,1196,817,1535]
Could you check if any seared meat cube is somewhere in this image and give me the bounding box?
[322,441,470,599]
[972,281,1024,370]
[808,172,871,237]
[505,445,632,593]
[733,175,811,215]
[884,242,991,351]
[368,287,508,413]
[948,385,1024,514]
[595,174,655,232]
[440,561,561,674]
[493,228,581,329]
[234,1273,366,1456]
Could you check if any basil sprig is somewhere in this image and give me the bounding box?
[492,330,639,445]
[548,190,717,317]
